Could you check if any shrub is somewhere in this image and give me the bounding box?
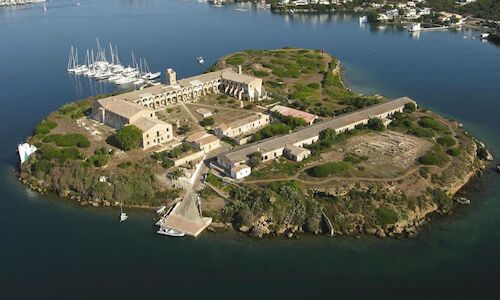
[43,133,90,148]
[32,159,52,177]
[117,161,132,169]
[248,152,262,168]
[375,207,399,226]
[39,145,82,161]
[409,126,434,138]
[418,117,448,132]
[430,188,452,212]
[200,117,215,127]
[306,161,350,177]
[448,148,461,157]
[404,102,416,112]
[253,70,269,77]
[115,125,142,151]
[34,120,57,135]
[89,155,109,167]
[253,124,290,141]
[226,55,245,66]
[418,151,448,167]
[437,136,456,147]
[161,159,174,169]
[367,118,385,131]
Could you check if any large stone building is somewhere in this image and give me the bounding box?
[92,98,173,150]
[98,66,265,111]
[217,97,416,179]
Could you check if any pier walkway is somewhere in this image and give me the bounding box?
[160,189,212,237]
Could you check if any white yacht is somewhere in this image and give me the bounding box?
[156,206,167,214]
[115,76,136,85]
[197,56,204,64]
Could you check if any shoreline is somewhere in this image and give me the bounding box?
[16,48,493,239]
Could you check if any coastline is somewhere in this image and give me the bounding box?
[16,48,492,239]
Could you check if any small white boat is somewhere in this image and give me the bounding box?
[108,74,124,82]
[359,16,368,23]
[197,56,204,64]
[157,227,185,237]
[481,33,490,39]
[142,72,161,80]
[119,203,128,222]
[156,205,167,214]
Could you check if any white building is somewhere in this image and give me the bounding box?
[18,143,37,164]
[217,97,417,179]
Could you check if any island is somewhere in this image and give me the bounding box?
[18,48,491,238]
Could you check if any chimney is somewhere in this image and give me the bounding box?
[238,65,242,75]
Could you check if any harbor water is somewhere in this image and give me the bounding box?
[1,1,499,299]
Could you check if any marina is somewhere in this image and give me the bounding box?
[67,39,162,90]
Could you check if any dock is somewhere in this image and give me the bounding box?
[159,189,212,237]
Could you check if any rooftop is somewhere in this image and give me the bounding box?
[133,117,171,132]
[270,105,318,124]
[98,98,152,119]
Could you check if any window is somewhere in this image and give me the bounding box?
[156,131,160,137]
[146,134,149,138]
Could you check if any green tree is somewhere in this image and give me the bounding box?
[248,152,263,168]
[115,125,143,151]
[367,118,385,131]
[200,117,215,127]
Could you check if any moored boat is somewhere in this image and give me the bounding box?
[157,227,185,237]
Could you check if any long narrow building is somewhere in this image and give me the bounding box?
[216,97,416,179]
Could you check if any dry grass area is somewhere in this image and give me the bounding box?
[186,102,256,126]
[156,104,199,136]
[343,131,433,178]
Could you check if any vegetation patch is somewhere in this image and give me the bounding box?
[306,161,350,177]
[418,151,449,167]
[114,125,143,151]
[43,133,90,148]
[375,207,399,227]
[35,119,57,135]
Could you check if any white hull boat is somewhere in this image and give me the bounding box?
[143,72,161,80]
[115,76,136,85]
[157,227,185,237]
[133,78,145,85]
[156,206,166,214]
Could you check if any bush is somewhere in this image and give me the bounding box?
[418,117,448,132]
[430,188,452,212]
[448,148,461,157]
[253,70,269,77]
[253,124,290,141]
[418,151,448,167]
[367,118,385,131]
[404,102,416,112]
[115,125,143,151]
[89,155,108,167]
[200,117,215,127]
[39,145,82,161]
[117,161,132,169]
[437,136,456,147]
[161,159,174,169]
[306,161,350,177]
[248,152,262,168]
[375,207,399,226]
[34,120,57,135]
[43,133,90,148]
[32,159,52,177]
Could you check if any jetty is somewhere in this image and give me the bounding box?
[157,156,213,237]
[158,189,212,237]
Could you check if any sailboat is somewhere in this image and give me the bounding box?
[120,203,128,222]
[141,59,161,80]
